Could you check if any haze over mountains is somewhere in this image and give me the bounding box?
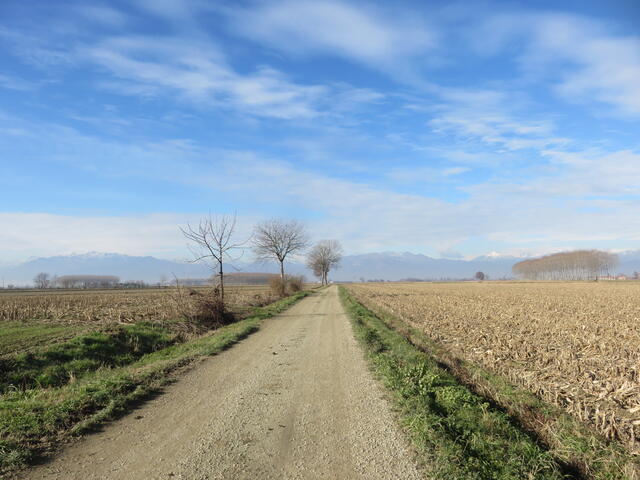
[2,251,640,286]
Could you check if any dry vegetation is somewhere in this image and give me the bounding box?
[0,286,276,326]
[347,281,640,455]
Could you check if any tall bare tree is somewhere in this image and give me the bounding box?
[253,219,309,282]
[180,214,245,305]
[307,240,343,285]
[33,272,50,289]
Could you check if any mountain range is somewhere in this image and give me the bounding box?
[2,250,640,286]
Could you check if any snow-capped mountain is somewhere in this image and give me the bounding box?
[1,250,638,286]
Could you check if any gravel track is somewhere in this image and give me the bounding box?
[19,286,421,479]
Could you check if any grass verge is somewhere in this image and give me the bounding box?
[342,287,640,480]
[0,323,175,393]
[0,290,311,475]
[0,323,87,357]
[340,286,569,480]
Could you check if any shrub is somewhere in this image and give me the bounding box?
[269,276,286,298]
[171,285,233,328]
[269,275,306,298]
[286,275,305,293]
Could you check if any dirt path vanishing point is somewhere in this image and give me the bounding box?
[18,286,421,480]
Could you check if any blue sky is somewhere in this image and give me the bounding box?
[1,0,639,262]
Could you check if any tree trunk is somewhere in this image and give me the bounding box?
[280,261,285,283]
[219,262,224,304]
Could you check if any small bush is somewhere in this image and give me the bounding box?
[188,288,233,327]
[269,275,305,297]
[286,275,305,293]
[269,276,286,298]
[170,285,234,328]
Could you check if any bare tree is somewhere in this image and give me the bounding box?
[180,214,245,306]
[307,240,343,285]
[33,272,50,289]
[253,219,309,283]
[474,271,486,281]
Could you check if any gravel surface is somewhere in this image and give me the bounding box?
[19,286,422,480]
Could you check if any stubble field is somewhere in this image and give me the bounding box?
[0,286,275,355]
[347,281,640,454]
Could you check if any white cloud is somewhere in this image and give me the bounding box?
[76,4,128,27]
[428,86,569,151]
[385,165,469,184]
[0,73,35,91]
[530,14,640,116]
[224,0,436,71]
[4,141,640,261]
[83,35,384,121]
[135,0,196,21]
[0,26,76,67]
[540,148,640,195]
[0,213,188,260]
[442,166,469,176]
[85,36,327,119]
[4,110,640,261]
[474,12,640,116]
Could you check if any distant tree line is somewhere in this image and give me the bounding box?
[32,273,130,289]
[56,275,120,288]
[512,250,618,281]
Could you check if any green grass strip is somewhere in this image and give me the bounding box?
[339,286,568,480]
[0,290,310,474]
[0,323,175,393]
[0,323,87,357]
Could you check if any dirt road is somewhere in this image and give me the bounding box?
[20,286,421,480]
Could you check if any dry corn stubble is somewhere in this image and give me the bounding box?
[347,281,640,455]
[0,286,275,325]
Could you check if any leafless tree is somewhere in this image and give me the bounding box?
[474,271,486,281]
[307,240,343,285]
[33,272,50,289]
[253,219,309,282]
[180,214,245,306]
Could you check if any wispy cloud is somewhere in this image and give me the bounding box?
[75,4,129,27]
[0,73,35,91]
[538,18,640,116]
[475,12,640,117]
[0,26,76,68]
[85,36,327,119]
[4,112,640,259]
[223,0,436,74]
[428,87,569,151]
[541,148,640,195]
[442,166,469,176]
[0,213,192,259]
